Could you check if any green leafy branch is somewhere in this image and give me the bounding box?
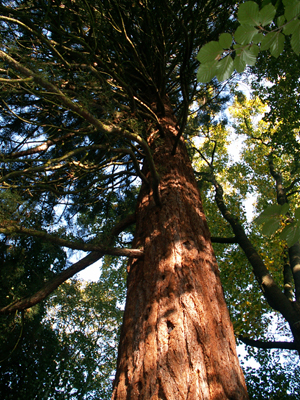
[197,0,300,83]
[256,203,300,247]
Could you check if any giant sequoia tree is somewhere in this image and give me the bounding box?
[0,0,250,397]
[2,0,300,397]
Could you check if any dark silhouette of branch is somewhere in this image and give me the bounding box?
[239,336,297,350]
[211,236,238,244]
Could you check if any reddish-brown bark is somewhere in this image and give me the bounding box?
[112,105,248,399]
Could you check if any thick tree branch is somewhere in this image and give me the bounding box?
[0,252,103,314]
[268,157,300,302]
[0,213,138,314]
[211,236,238,244]
[238,336,298,350]
[202,172,300,332]
[286,178,300,194]
[283,248,294,301]
[269,157,288,205]
[9,132,76,158]
[289,243,300,303]
[0,223,142,258]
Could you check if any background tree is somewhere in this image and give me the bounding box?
[189,59,300,396]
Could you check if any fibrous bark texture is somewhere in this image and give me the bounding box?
[112,106,248,399]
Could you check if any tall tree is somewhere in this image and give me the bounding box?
[0,1,248,398]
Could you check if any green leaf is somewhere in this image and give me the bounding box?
[233,55,246,73]
[241,45,259,66]
[295,207,300,221]
[280,202,289,216]
[256,203,289,225]
[261,219,281,236]
[216,56,234,81]
[235,25,259,45]
[259,3,276,26]
[233,43,243,55]
[197,60,219,83]
[261,32,277,50]
[291,29,300,54]
[277,15,286,27]
[269,32,285,58]
[252,32,264,44]
[260,32,285,57]
[219,33,232,48]
[283,18,300,35]
[197,41,223,63]
[284,1,300,21]
[238,1,260,26]
[261,0,273,5]
[283,0,298,5]
[279,222,300,247]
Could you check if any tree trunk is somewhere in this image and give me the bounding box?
[112,103,248,399]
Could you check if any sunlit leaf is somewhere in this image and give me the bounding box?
[197,41,223,63]
[216,56,234,81]
[269,32,285,58]
[241,45,259,66]
[284,1,300,21]
[261,219,281,236]
[252,32,264,44]
[279,222,300,247]
[277,15,286,27]
[260,32,277,50]
[283,0,298,5]
[233,55,246,73]
[256,203,289,225]
[295,207,300,221]
[197,60,218,83]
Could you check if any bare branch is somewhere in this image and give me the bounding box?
[239,336,297,350]
[8,132,76,158]
[211,236,238,244]
[0,222,143,257]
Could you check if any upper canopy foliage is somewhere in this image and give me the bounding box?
[0,0,233,235]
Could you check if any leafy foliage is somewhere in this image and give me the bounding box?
[197,0,300,82]
[0,257,126,399]
[256,203,300,247]
[243,348,300,399]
